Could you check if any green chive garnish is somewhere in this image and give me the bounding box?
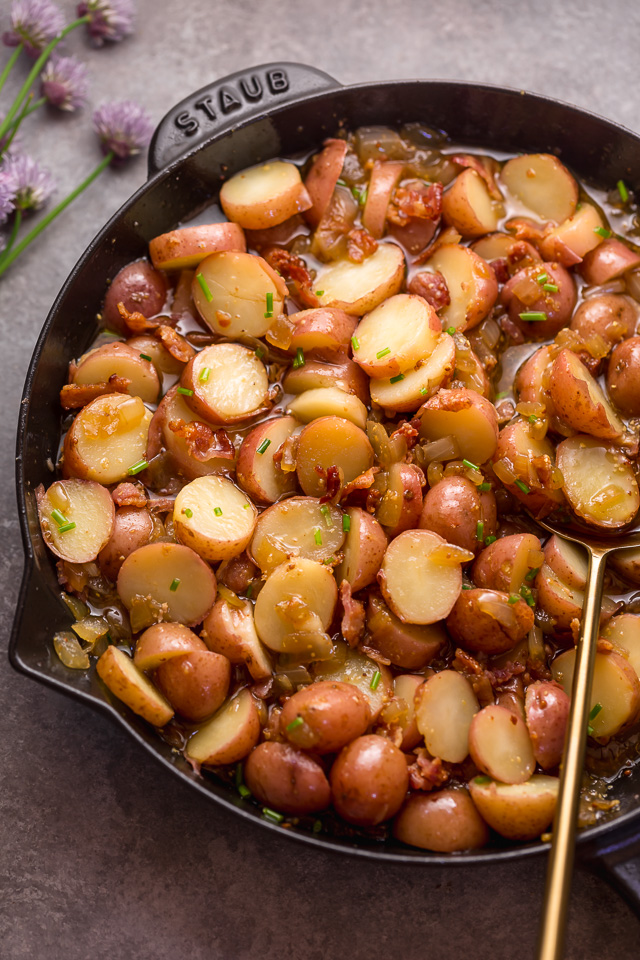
[589,703,603,721]
[514,479,530,494]
[376,347,391,359]
[246,584,253,598]
[312,820,322,834]
[529,414,538,423]
[170,578,180,591]
[536,273,548,285]
[255,346,265,360]
[508,595,519,604]
[618,180,629,203]
[420,387,428,395]
[257,438,271,455]
[199,367,210,382]
[264,291,274,318]
[57,522,76,533]
[484,535,497,546]
[184,508,193,518]
[519,311,547,322]
[446,326,456,335]
[370,670,381,691]
[525,567,540,581]
[462,459,478,471]
[177,386,193,396]
[315,290,324,296]
[337,179,347,187]
[478,482,491,492]
[320,505,333,528]
[542,283,558,293]
[293,347,305,369]
[496,391,508,400]
[196,272,213,302]
[462,584,472,590]
[342,513,351,533]
[390,373,405,383]
[214,507,223,517]
[476,521,484,541]
[286,716,304,732]
[51,509,67,526]
[127,459,148,476]
[474,775,491,785]
[262,807,284,824]
[314,529,322,545]
[238,784,251,798]
[594,226,611,238]
[139,353,152,362]
[351,336,359,351]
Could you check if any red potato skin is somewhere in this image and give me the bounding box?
[304,138,348,229]
[98,506,153,581]
[133,622,207,671]
[393,789,489,852]
[330,735,409,826]
[419,476,497,554]
[419,388,500,464]
[283,357,371,406]
[606,337,640,416]
[366,595,444,669]
[103,260,168,333]
[492,421,564,514]
[524,680,570,770]
[362,161,405,239]
[472,533,543,593]
[279,681,371,754]
[338,508,388,592]
[287,307,357,354]
[244,741,331,815]
[502,262,576,340]
[446,588,534,655]
[235,417,298,504]
[570,294,637,349]
[380,463,425,539]
[155,649,231,722]
[149,223,246,269]
[216,553,258,594]
[579,238,640,285]
[548,349,622,439]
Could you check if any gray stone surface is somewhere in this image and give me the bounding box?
[3,1,640,957]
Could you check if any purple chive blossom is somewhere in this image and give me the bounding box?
[92,100,153,162]
[0,176,15,225]
[2,153,55,211]
[77,0,135,46]
[3,0,65,57]
[40,54,89,111]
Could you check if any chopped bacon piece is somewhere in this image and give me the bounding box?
[407,749,450,792]
[167,419,235,462]
[359,645,392,666]
[507,240,543,268]
[346,227,378,263]
[252,677,275,700]
[147,497,176,515]
[339,580,366,647]
[407,270,450,310]
[112,481,147,508]
[340,466,380,502]
[452,648,494,706]
[318,464,343,503]
[490,257,510,285]
[154,324,196,363]
[389,419,420,450]
[505,218,546,245]
[485,661,526,686]
[388,181,443,227]
[263,247,318,308]
[59,375,131,409]
[451,154,502,200]
[117,301,159,334]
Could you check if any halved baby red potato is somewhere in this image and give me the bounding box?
[361,160,405,238]
[133,622,206,672]
[249,497,345,574]
[36,479,115,563]
[468,775,559,842]
[98,505,154,580]
[392,673,424,750]
[295,415,375,497]
[539,203,606,264]
[253,557,337,657]
[500,153,578,224]
[441,167,501,238]
[186,688,262,766]
[446,589,534,656]
[415,670,479,763]
[548,348,624,439]
[606,336,640,417]
[220,160,312,230]
[126,333,187,376]
[315,242,406,315]
[375,463,424,538]
[313,642,394,722]
[501,262,577,340]
[63,394,152,485]
[393,788,489,853]
[421,244,498,331]
[191,250,287,338]
[469,704,536,784]
[524,680,570,770]
[180,342,269,424]
[244,741,331,815]
[579,237,640,285]
[419,475,497,554]
[602,614,640,682]
[266,306,356,356]
[96,645,174,727]
[72,341,161,404]
[570,294,637,353]
[155,647,231,723]
[419,387,500,466]
[279,680,371,753]
[492,419,565,514]
[303,138,348,229]
[552,648,640,738]
[330,734,409,826]
[102,259,168,333]
[351,293,440,379]
[173,475,257,562]
[236,416,300,504]
[369,333,456,412]
[286,387,368,430]
[472,533,544,593]
[149,222,246,271]
[283,356,370,405]
[533,533,619,630]
[202,596,272,681]
[366,595,445,669]
[555,435,640,529]
[335,507,388,591]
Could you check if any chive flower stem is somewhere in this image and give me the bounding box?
[0,209,22,271]
[0,45,22,101]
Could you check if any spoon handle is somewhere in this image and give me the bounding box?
[537,547,608,960]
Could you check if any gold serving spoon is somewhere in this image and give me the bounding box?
[535,517,640,960]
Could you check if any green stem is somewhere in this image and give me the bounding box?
[0,16,89,143]
[10,96,47,128]
[0,45,22,98]
[1,94,39,157]
[0,152,113,278]
[0,209,23,270]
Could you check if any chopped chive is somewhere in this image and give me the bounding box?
[474,775,491,785]
[519,311,547,322]
[127,459,148,476]
[314,529,322,546]
[525,566,540,581]
[177,386,194,396]
[376,347,391,359]
[255,346,265,360]
[420,387,428,395]
[542,283,558,293]
[214,507,223,517]
[235,763,244,788]
[476,521,484,541]
[594,226,612,239]
[323,557,335,565]
[617,180,629,203]
[462,459,478,471]
[337,179,347,187]
[478,482,491,493]
[315,290,324,296]
[351,335,359,351]
[57,522,76,533]
[238,784,251,798]
[51,508,68,526]
[312,820,323,834]
[246,583,253,598]
[484,535,497,546]
[529,414,538,423]
[139,353,152,362]
[462,584,472,590]
[342,513,351,533]
[257,438,271,455]
[520,585,532,598]
[286,716,304,732]
[496,391,508,400]
[446,326,456,335]
[266,292,273,312]
[243,504,251,509]
[508,595,519,604]
[196,272,213,302]
[262,807,284,824]
[536,272,549,285]
[514,479,530,494]
[390,373,405,384]
[293,347,305,369]
[170,578,180,591]
[370,670,381,691]
[320,504,333,528]
[199,367,210,382]
[184,508,193,519]
[589,703,603,721]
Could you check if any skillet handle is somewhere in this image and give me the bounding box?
[589,833,640,915]
[147,62,341,177]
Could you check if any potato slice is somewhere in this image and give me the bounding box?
[418,387,499,465]
[602,614,640,681]
[607,336,640,418]
[126,334,185,376]
[493,419,565,513]
[580,238,640,285]
[420,475,497,555]
[283,356,370,405]
[472,533,544,594]
[117,542,217,629]
[275,307,357,355]
[236,415,300,504]
[370,333,455,412]
[63,394,152,485]
[524,681,570,770]
[96,646,174,726]
[393,789,489,852]
[36,479,114,563]
[202,597,272,681]
[415,670,479,762]
[442,168,500,237]
[174,475,257,562]
[253,558,337,655]
[315,242,405,315]
[362,161,405,238]
[192,250,287,338]
[249,497,345,574]
[313,641,393,721]
[181,342,269,424]
[378,529,467,624]
[133,622,206,672]
[148,386,234,482]
[423,244,498,331]
[536,563,585,631]
[468,704,536,784]
[220,160,312,230]
[304,138,348,228]
[98,505,154,581]
[447,589,534,656]
[367,596,445,669]
[552,648,640,737]
[335,507,387,591]
[352,293,440,379]
[186,688,261,766]
[540,203,605,262]
[469,775,559,841]
[501,153,578,224]
[73,342,160,404]
[287,387,368,430]
[503,262,577,340]
[556,436,640,529]
[295,416,374,497]
[548,349,624,440]
[155,648,231,722]
[610,547,640,586]
[543,534,588,590]
[149,222,246,271]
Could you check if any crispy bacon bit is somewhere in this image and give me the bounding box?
[339,580,366,647]
[505,218,546,245]
[508,240,542,268]
[112,482,147,508]
[452,648,494,706]
[485,661,526,686]
[408,750,450,792]
[407,270,450,310]
[147,497,176,515]
[252,677,275,700]
[346,227,378,263]
[264,247,318,308]
[59,375,131,409]
[490,257,510,285]
[451,154,502,200]
[359,645,392,666]
[389,419,420,450]
[154,325,196,363]
[340,466,380,503]
[388,181,443,227]
[167,419,235,462]
[318,464,343,503]
[117,301,160,334]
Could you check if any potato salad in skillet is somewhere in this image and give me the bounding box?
[37,123,640,851]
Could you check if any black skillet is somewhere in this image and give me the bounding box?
[9,61,640,907]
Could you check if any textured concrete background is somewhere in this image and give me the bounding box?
[3,1,640,957]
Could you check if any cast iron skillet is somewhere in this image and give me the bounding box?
[9,62,640,905]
